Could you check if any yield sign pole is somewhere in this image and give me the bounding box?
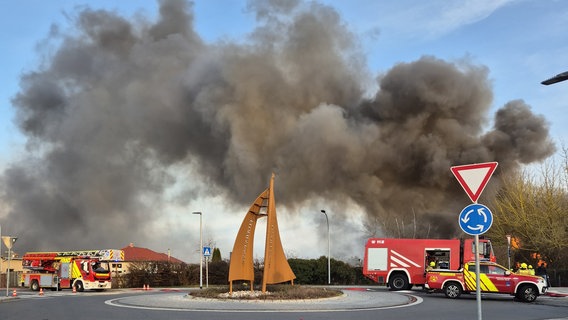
[450,161,498,320]
[450,162,498,203]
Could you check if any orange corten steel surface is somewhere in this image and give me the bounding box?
[228,174,296,293]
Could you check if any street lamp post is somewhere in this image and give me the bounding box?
[541,71,568,85]
[320,210,330,285]
[506,235,512,270]
[192,211,203,289]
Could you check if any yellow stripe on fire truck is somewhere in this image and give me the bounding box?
[107,249,125,261]
[71,262,83,279]
[464,269,498,292]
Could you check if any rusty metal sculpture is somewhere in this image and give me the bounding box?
[228,173,296,293]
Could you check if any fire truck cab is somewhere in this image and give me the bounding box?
[22,249,123,292]
[363,238,495,290]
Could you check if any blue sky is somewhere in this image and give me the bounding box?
[0,0,567,262]
[1,1,567,163]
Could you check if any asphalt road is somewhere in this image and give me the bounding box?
[1,287,567,320]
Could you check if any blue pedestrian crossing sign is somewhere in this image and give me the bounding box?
[203,246,212,257]
[459,203,493,235]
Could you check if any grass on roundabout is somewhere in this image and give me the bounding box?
[189,284,343,300]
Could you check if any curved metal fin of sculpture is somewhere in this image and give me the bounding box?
[228,174,296,293]
[262,174,296,292]
[228,187,268,292]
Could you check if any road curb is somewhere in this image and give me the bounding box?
[546,292,568,297]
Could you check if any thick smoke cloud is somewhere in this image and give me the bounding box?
[2,0,555,253]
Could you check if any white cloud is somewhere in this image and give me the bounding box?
[427,0,514,38]
[346,0,514,40]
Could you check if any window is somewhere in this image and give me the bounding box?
[487,265,505,275]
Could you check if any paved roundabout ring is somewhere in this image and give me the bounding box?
[105,288,422,313]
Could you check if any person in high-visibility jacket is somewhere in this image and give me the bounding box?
[517,263,530,275]
[528,265,535,276]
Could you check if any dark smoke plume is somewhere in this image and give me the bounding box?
[1,0,555,254]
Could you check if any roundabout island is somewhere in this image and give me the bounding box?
[105,287,422,312]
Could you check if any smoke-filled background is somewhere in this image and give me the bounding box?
[0,0,556,261]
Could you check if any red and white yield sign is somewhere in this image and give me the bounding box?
[451,162,498,203]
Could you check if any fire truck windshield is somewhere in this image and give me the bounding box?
[473,241,494,261]
[93,261,110,273]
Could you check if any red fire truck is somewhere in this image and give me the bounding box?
[362,238,495,290]
[21,249,123,292]
[425,261,547,302]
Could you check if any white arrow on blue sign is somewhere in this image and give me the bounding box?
[203,246,211,257]
[458,203,493,235]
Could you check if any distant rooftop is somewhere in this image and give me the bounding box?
[121,243,185,264]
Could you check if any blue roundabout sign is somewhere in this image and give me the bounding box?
[458,203,493,235]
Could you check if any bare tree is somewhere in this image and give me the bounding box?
[488,160,568,269]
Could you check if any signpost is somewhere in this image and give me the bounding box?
[203,246,211,288]
[450,162,498,203]
[451,162,498,320]
[459,204,493,236]
[2,236,17,297]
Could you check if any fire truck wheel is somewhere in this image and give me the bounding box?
[388,274,409,291]
[443,282,462,299]
[516,284,538,302]
[30,280,40,291]
[75,281,85,292]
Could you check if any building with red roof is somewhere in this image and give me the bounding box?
[121,243,185,264]
[109,243,186,281]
